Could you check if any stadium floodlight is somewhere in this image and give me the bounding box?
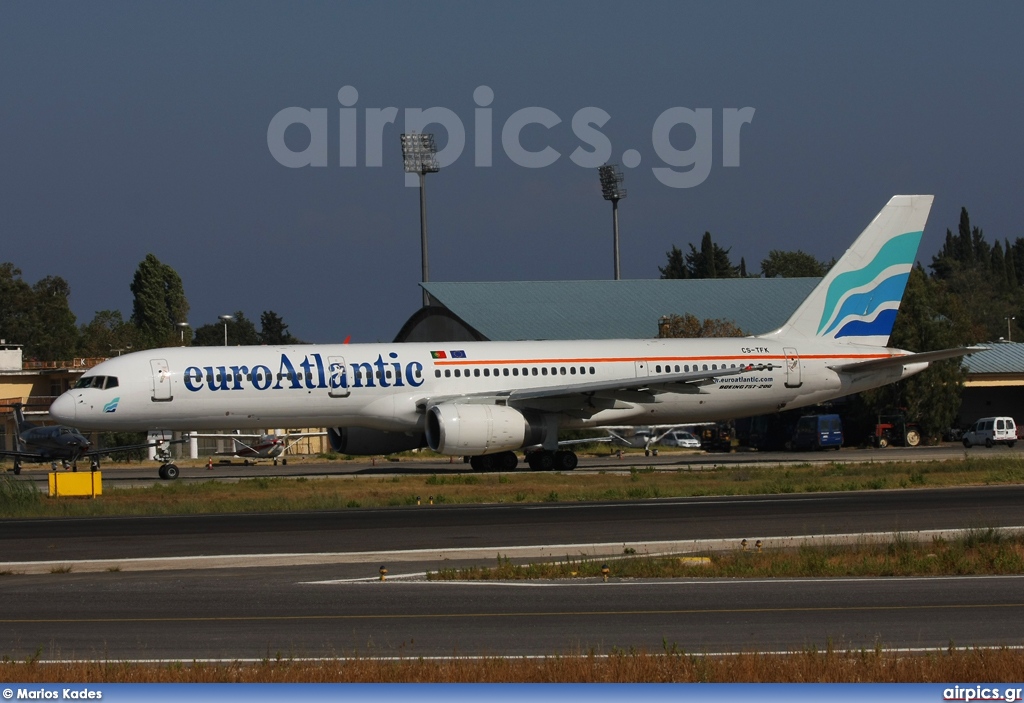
[401,132,440,307]
[598,164,627,280]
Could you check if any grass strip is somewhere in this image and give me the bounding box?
[3,646,1024,682]
[3,454,1024,519]
[427,528,1024,580]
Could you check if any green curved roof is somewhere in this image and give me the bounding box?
[420,278,821,341]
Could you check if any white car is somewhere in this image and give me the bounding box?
[962,417,1017,448]
[661,431,701,449]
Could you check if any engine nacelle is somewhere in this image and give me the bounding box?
[327,427,426,456]
[426,403,542,455]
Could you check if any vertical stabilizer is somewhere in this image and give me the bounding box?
[767,195,933,346]
[12,403,35,432]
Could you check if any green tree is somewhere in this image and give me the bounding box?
[760,250,830,278]
[0,264,77,360]
[659,245,688,279]
[855,267,974,442]
[129,254,189,349]
[658,313,744,338]
[686,232,737,279]
[78,310,140,358]
[0,263,35,351]
[193,311,260,347]
[660,233,736,279]
[259,310,302,345]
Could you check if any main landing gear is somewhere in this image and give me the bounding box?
[158,463,179,480]
[467,450,578,472]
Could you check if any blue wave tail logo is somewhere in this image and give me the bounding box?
[103,397,120,413]
[817,230,922,340]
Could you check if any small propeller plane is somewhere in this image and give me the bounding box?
[191,430,327,465]
[0,404,181,474]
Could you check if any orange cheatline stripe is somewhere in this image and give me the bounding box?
[431,354,900,366]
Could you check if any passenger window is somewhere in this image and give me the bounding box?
[454,369,461,377]
[570,367,576,375]
[483,369,490,377]
[512,368,519,376]
[444,369,451,378]
[474,369,480,377]
[532,368,538,376]
[560,367,566,375]
[589,366,595,374]
[656,365,662,373]
[503,368,509,376]
[541,368,548,376]
[435,370,441,378]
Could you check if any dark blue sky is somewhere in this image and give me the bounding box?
[2,2,1021,343]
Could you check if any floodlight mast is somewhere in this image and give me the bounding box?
[598,164,627,280]
[401,132,440,307]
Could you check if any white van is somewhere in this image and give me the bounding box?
[962,417,1017,448]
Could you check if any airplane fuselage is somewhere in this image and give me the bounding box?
[50,337,920,434]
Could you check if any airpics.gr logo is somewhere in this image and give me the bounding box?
[267,85,756,189]
[103,397,120,413]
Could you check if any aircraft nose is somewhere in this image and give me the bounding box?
[50,393,77,424]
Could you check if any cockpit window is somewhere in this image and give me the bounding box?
[74,375,116,389]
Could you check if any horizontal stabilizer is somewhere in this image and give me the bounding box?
[829,346,987,373]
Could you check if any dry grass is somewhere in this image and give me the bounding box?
[429,529,1024,580]
[3,648,1024,682]
[3,454,1024,518]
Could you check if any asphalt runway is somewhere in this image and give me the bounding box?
[9,441,1018,486]
[2,486,1024,659]
[3,567,1024,660]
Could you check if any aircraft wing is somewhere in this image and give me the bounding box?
[80,437,186,459]
[0,449,50,461]
[418,363,771,416]
[829,346,987,374]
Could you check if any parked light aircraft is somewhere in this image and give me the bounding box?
[50,196,982,478]
[193,430,327,465]
[0,404,179,474]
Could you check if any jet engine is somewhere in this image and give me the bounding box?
[425,403,544,455]
[327,427,426,455]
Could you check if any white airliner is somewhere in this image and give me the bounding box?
[50,196,981,478]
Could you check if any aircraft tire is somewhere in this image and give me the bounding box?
[158,465,168,480]
[554,451,578,470]
[282,459,287,466]
[498,451,518,471]
[13,464,21,476]
[244,459,250,466]
[469,454,495,472]
[963,438,972,448]
[527,451,556,471]
[162,464,179,480]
